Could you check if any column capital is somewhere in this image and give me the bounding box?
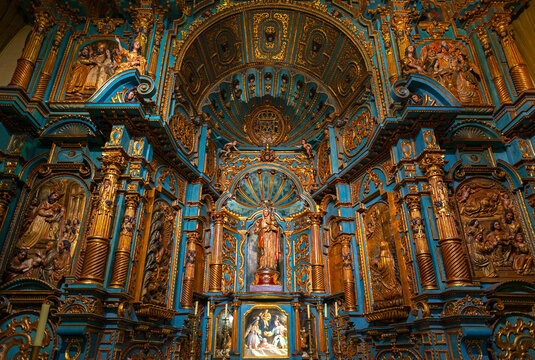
[307,211,324,225]
[419,152,446,177]
[210,211,226,224]
[404,194,421,211]
[101,150,127,173]
[124,193,141,208]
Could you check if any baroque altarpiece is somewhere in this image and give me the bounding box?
[1,0,535,359]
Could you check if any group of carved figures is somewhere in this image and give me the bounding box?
[3,181,83,287]
[458,182,535,277]
[402,40,481,104]
[66,37,146,99]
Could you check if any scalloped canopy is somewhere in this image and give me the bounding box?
[226,170,306,217]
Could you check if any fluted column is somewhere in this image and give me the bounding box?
[147,20,164,79]
[109,194,141,289]
[491,13,534,94]
[9,8,54,90]
[32,24,66,101]
[315,304,325,353]
[405,195,438,290]
[181,231,200,309]
[341,235,357,310]
[308,211,325,293]
[208,211,225,292]
[419,153,471,287]
[292,303,301,352]
[477,25,512,104]
[79,150,126,285]
[381,19,399,84]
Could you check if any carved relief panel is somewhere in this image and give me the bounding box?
[362,202,403,311]
[456,178,534,279]
[3,177,88,287]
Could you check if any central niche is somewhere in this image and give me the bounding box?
[246,105,288,146]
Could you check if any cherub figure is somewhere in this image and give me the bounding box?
[220,140,238,158]
[301,139,314,158]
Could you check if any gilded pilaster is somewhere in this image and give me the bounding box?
[308,211,325,293]
[131,7,155,57]
[208,211,225,292]
[390,11,413,61]
[147,20,164,79]
[419,153,471,287]
[491,13,534,94]
[9,7,54,90]
[341,235,357,311]
[292,303,301,352]
[109,193,141,289]
[476,25,512,104]
[405,195,438,290]
[32,24,66,101]
[0,186,15,229]
[382,19,399,84]
[79,150,127,285]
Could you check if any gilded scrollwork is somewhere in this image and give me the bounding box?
[169,112,197,154]
[316,139,331,185]
[342,109,374,156]
[494,317,535,360]
[0,315,53,360]
[222,232,237,294]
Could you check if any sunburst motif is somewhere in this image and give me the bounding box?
[53,123,94,136]
[227,170,305,217]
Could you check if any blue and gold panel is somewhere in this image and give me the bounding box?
[222,229,239,294]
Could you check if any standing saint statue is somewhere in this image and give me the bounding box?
[255,207,279,270]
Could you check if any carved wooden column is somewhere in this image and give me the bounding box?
[491,13,534,94]
[32,24,66,101]
[419,153,471,287]
[315,304,326,353]
[147,20,164,79]
[405,195,438,290]
[341,235,357,311]
[477,25,512,104]
[109,193,141,289]
[181,231,200,308]
[0,184,15,229]
[308,211,325,293]
[10,7,54,90]
[381,19,399,84]
[292,303,301,352]
[79,150,126,285]
[208,211,224,292]
[231,301,240,352]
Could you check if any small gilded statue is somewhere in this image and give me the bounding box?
[114,36,147,75]
[255,207,280,270]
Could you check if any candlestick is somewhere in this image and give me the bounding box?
[307,304,310,319]
[335,301,338,317]
[207,301,211,316]
[225,303,228,317]
[194,301,198,315]
[324,303,327,318]
[34,303,50,347]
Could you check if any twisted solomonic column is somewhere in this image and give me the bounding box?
[79,150,126,285]
[419,153,471,287]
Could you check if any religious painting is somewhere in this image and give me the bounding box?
[4,178,87,287]
[401,40,482,104]
[65,40,119,100]
[246,207,284,291]
[363,202,403,310]
[214,309,233,358]
[456,178,534,279]
[140,200,176,306]
[243,306,289,358]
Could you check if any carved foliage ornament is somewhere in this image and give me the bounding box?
[342,109,374,156]
[169,113,197,154]
[494,317,535,360]
[0,315,54,360]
